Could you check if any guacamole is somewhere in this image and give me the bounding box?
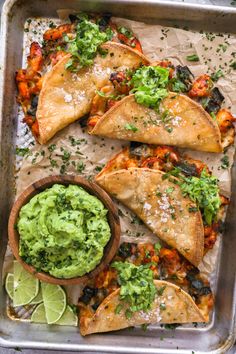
[17,184,111,278]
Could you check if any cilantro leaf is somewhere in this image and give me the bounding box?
[131,66,169,110]
[186,54,199,62]
[180,169,221,225]
[220,155,229,169]
[112,262,157,315]
[65,17,111,71]
[124,123,139,132]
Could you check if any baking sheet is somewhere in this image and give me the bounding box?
[3,14,236,321]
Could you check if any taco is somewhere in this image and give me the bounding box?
[36,42,149,144]
[95,145,228,266]
[88,64,235,151]
[79,242,213,335]
[15,14,149,144]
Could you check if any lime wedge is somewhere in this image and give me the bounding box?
[31,303,47,323]
[56,305,78,326]
[13,261,39,307]
[30,287,43,305]
[41,283,66,324]
[31,303,78,326]
[5,273,14,300]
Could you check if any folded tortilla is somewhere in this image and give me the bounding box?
[79,279,206,335]
[36,42,149,144]
[91,93,223,152]
[96,167,204,266]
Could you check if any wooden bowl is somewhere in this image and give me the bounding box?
[8,175,120,285]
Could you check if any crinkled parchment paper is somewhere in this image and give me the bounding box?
[3,16,236,310]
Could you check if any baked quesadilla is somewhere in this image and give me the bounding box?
[79,242,213,335]
[16,14,149,144]
[88,64,235,151]
[95,144,228,266]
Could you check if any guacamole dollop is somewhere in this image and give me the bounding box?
[17,184,111,278]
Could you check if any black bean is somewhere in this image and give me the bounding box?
[176,161,198,177]
[79,114,89,128]
[129,143,151,158]
[69,14,79,23]
[199,286,212,296]
[92,302,100,311]
[118,243,132,258]
[191,279,204,290]
[206,87,225,114]
[31,95,39,108]
[98,14,111,31]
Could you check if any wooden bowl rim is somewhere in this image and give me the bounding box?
[8,175,120,285]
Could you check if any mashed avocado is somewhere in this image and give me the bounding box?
[17,184,111,278]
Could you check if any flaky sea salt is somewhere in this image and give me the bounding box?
[64,93,73,103]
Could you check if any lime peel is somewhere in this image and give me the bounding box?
[13,261,39,307]
[41,283,67,324]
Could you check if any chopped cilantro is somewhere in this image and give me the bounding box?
[220,155,229,169]
[65,15,112,71]
[210,112,217,120]
[125,309,133,319]
[160,303,166,311]
[211,69,224,82]
[15,147,30,157]
[112,262,157,315]
[131,66,169,110]
[124,123,139,132]
[61,148,71,162]
[156,286,166,296]
[166,187,174,194]
[154,242,162,254]
[115,303,123,315]
[188,206,198,213]
[118,26,133,39]
[230,61,236,70]
[48,144,56,152]
[77,161,85,173]
[170,78,187,93]
[186,54,199,62]
[180,169,221,225]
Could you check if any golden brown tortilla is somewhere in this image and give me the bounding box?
[79,280,206,335]
[96,167,204,266]
[91,93,223,152]
[36,42,149,144]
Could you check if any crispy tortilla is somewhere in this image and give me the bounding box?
[96,167,204,266]
[79,279,206,335]
[91,93,223,152]
[36,42,149,144]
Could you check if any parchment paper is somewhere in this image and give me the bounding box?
[3,15,236,307]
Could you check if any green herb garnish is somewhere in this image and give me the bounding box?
[186,54,199,62]
[154,242,162,254]
[211,69,224,82]
[230,61,236,70]
[112,262,157,315]
[115,304,123,314]
[65,15,112,71]
[131,66,169,110]
[118,26,133,39]
[169,78,187,93]
[210,112,217,120]
[124,123,139,132]
[188,206,198,213]
[220,155,229,169]
[180,169,221,225]
[15,147,30,157]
